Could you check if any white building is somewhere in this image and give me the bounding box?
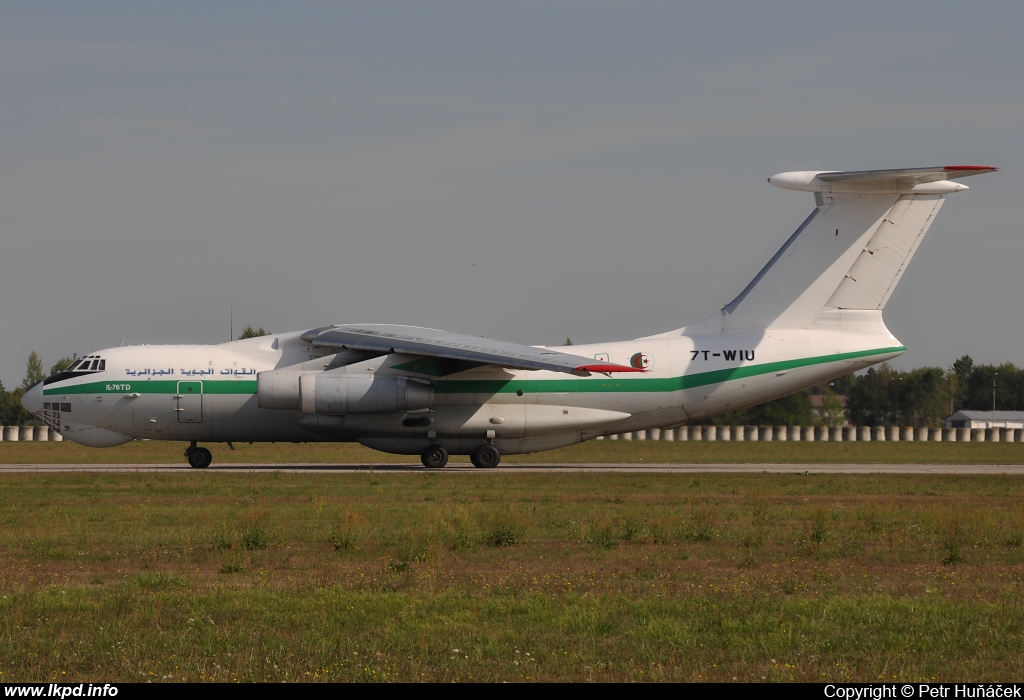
[945,411,1024,430]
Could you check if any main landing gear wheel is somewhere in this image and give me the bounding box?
[185,445,212,469]
[421,444,449,469]
[471,444,501,469]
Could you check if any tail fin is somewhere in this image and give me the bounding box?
[721,166,997,331]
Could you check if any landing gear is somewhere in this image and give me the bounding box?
[421,444,449,469]
[471,444,501,469]
[185,442,212,469]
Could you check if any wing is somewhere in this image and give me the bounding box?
[300,324,644,375]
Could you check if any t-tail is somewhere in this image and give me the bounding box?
[720,165,997,331]
[649,165,998,421]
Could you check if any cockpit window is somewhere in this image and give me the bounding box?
[42,355,106,386]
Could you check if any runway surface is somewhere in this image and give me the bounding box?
[3,463,1024,474]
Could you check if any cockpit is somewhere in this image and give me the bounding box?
[42,355,107,386]
[65,356,106,372]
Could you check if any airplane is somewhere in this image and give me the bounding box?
[22,165,997,469]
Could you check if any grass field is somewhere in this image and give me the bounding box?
[0,469,1023,682]
[1,438,1023,465]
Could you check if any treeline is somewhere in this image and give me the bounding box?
[698,356,1024,428]
[848,356,1024,426]
[3,349,1023,428]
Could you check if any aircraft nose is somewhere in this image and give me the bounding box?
[21,382,43,416]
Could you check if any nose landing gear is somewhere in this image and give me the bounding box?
[185,442,212,469]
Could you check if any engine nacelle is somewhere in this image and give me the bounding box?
[257,370,433,414]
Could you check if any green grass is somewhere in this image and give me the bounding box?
[2,439,1023,465]
[0,471,1023,681]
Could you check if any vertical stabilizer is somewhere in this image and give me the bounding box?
[720,166,996,331]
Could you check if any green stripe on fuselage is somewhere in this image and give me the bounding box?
[42,380,258,396]
[433,346,905,395]
[41,347,903,398]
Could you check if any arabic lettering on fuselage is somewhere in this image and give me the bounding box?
[124,367,254,377]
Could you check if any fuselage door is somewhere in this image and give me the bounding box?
[176,381,203,423]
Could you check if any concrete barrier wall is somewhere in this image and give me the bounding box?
[0,426,69,441]
[594,425,1024,442]
[5,423,1024,445]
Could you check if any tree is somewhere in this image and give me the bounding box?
[22,351,44,390]
[845,363,956,427]
[706,389,816,426]
[0,381,33,426]
[951,354,974,411]
[49,357,75,377]
[952,355,974,385]
[563,337,573,346]
[816,385,847,427]
[960,362,1024,412]
[238,325,269,339]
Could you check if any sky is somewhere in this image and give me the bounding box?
[2,1,1023,387]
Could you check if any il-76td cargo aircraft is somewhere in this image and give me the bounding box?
[23,165,997,469]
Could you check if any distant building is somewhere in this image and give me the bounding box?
[810,393,849,426]
[945,411,1024,430]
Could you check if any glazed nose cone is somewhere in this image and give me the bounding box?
[22,382,43,415]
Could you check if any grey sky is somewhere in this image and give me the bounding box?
[2,1,1022,387]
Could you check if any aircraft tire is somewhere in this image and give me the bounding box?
[471,444,500,469]
[188,447,213,469]
[421,444,448,469]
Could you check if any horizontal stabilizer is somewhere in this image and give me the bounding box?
[769,165,997,195]
[722,165,997,330]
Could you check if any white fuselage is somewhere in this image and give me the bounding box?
[29,310,903,456]
[26,164,996,462]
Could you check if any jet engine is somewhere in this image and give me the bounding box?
[257,371,433,414]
